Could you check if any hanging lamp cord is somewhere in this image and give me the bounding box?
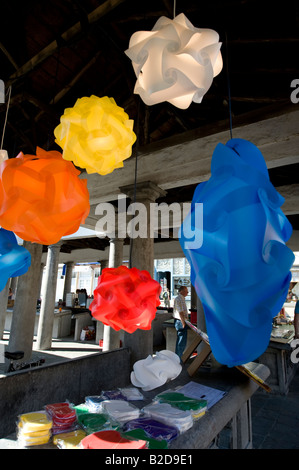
[1,84,12,150]
[129,97,141,269]
[225,32,233,139]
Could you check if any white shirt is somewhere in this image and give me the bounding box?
[173,293,188,320]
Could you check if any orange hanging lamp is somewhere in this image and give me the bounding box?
[0,147,90,245]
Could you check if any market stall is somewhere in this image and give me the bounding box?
[0,347,270,449]
[257,323,297,394]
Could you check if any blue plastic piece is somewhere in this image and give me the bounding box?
[0,228,31,292]
[179,138,295,367]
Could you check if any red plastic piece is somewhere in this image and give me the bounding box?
[81,430,147,449]
[45,402,77,431]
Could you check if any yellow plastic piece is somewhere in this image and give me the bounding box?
[53,429,86,449]
[18,412,52,432]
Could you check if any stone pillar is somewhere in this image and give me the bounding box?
[9,276,18,297]
[8,242,43,361]
[94,259,108,345]
[38,263,45,299]
[102,235,124,351]
[63,261,74,302]
[108,237,124,268]
[100,259,109,272]
[0,280,10,339]
[36,242,61,350]
[120,181,167,364]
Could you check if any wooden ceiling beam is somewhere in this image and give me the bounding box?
[34,50,103,123]
[0,42,18,70]
[228,37,299,45]
[6,0,127,86]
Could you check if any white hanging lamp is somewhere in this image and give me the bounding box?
[0,85,11,165]
[125,13,223,109]
[0,150,8,164]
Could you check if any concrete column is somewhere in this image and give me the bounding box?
[38,263,45,299]
[94,259,108,345]
[63,261,74,302]
[100,259,108,271]
[8,241,43,361]
[102,236,124,351]
[100,259,109,273]
[0,280,10,339]
[120,181,167,364]
[36,242,61,350]
[9,276,18,297]
[108,237,124,268]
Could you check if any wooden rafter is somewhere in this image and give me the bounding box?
[7,0,127,86]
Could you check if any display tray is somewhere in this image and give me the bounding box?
[270,327,294,344]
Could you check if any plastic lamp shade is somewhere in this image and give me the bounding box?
[125,13,222,109]
[0,228,31,292]
[89,265,161,333]
[0,150,8,164]
[54,95,136,175]
[131,350,182,391]
[0,147,90,245]
[179,138,295,367]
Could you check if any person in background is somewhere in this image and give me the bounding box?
[173,286,189,360]
[163,288,170,308]
[294,300,299,339]
[8,287,15,301]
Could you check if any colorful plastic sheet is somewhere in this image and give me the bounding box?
[0,228,31,292]
[73,403,89,416]
[102,389,128,401]
[80,430,147,449]
[17,411,52,447]
[142,402,193,434]
[77,413,110,435]
[122,428,168,449]
[85,396,104,413]
[119,387,144,401]
[45,402,77,435]
[0,147,90,245]
[89,266,161,333]
[53,429,86,449]
[179,138,295,367]
[99,400,140,425]
[54,95,136,175]
[155,391,207,419]
[123,417,178,442]
[125,13,222,109]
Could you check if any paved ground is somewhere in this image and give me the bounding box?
[1,332,298,449]
[251,364,299,449]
